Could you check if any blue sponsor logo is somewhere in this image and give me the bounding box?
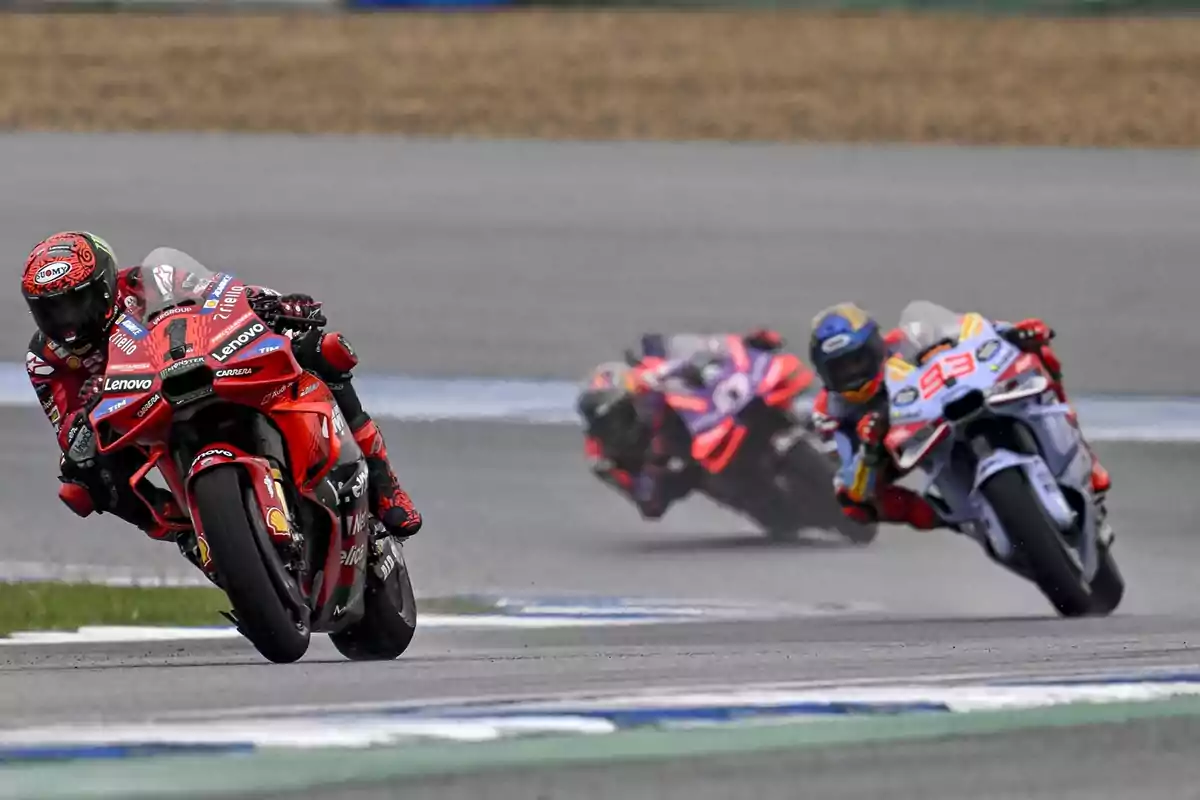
[235,335,287,361]
[92,396,131,420]
[116,315,148,340]
[200,273,233,315]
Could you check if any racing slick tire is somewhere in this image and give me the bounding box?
[329,537,418,661]
[980,467,1124,617]
[192,466,312,664]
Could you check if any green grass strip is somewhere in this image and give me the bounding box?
[0,582,228,636]
[0,582,503,637]
[5,695,1200,799]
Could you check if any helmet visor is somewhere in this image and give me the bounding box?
[27,279,112,344]
[826,346,882,394]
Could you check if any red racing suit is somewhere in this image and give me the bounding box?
[810,318,1105,530]
[27,265,422,545]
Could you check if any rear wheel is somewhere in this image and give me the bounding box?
[329,538,418,661]
[980,467,1123,617]
[192,466,311,663]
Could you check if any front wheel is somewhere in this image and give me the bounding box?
[192,466,311,663]
[980,467,1124,617]
[329,537,418,661]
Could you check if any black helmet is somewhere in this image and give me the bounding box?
[21,231,120,347]
[577,363,648,457]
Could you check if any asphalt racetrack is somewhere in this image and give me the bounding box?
[2,136,1200,798]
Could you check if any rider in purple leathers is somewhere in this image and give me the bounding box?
[577,329,785,519]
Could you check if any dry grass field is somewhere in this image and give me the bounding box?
[0,10,1197,146]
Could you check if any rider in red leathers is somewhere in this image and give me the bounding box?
[807,302,1110,531]
[21,232,422,567]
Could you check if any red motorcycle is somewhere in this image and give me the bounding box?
[85,248,417,663]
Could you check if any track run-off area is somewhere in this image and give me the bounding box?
[1,136,1199,798]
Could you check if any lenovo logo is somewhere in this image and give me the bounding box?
[103,376,154,393]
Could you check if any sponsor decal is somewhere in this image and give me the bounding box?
[263,475,275,498]
[893,386,920,407]
[124,295,140,311]
[116,314,148,340]
[212,311,255,344]
[108,362,153,373]
[66,423,95,466]
[260,384,288,407]
[200,273,233,315]
[350,469,367,499]
[210,321,266,364]
[214,366,255,378]
[25,352,53,377]
[190,448,234,470]
[340,543,365,567]
[214,283,246,321]
[299,379,321,398]
[266,508,290,539]
[976,338,1007,364]
[148,305,195,324]
[348,508,368,539]
[92,396,131,420]
[196,531,212,569]
[821,333,853,353]
[332,406,347,435]
[34,262,71,285]
[135,393,162,419]
[150,264,176,298]
[251,343,281,357]
[375,549,398,581]
[159,357,206,378]
[181,271,207,292]
[109,332,139,357]
[103,375,155,394]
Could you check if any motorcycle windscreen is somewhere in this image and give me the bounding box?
[137,247,223,321]
[895,300,970,363]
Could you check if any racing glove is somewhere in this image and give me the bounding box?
[744,328,784,351]
[1003,319,1055,352]
[57,383,103,518]
[855,410,892,470]
[248,289,323,329]
[1002,319,1062,381]
[855,410,887,449]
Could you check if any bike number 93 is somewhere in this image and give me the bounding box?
[919,352,977,399]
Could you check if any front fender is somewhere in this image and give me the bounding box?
[184,443,295,550]
[971,449,1075,531]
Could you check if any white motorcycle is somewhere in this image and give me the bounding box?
[880,301,1124,617]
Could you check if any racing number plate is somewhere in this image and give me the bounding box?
[919,352,977,399]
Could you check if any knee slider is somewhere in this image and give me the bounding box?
[58,480,96,518]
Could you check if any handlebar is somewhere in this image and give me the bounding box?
[271,312,327,329]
